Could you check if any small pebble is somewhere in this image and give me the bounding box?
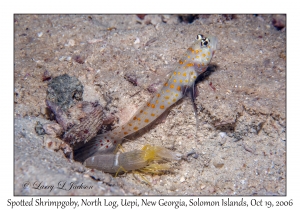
[37,32,43,37]
[42,70,51,81]
[40,106,47,115]
[192,153,199,159]
[213,157,224,168]
[272,14,286,30]
[43,136,62,151]
[59,56,66,61]
[213,161,224,168]
[134,37,140,44]
[35,121,45,135]
[43,122,63,137]
[219,132,227,138]
[180,176,185,182]
[133,37,140,49]
[162,15,171,22]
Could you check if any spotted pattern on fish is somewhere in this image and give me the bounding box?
[74,34,218,161]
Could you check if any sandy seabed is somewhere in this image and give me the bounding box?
[14,14,286,195]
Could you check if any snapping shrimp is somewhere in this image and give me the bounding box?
[84,144,182,174]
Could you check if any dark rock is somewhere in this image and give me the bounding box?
[47,74,84,111]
